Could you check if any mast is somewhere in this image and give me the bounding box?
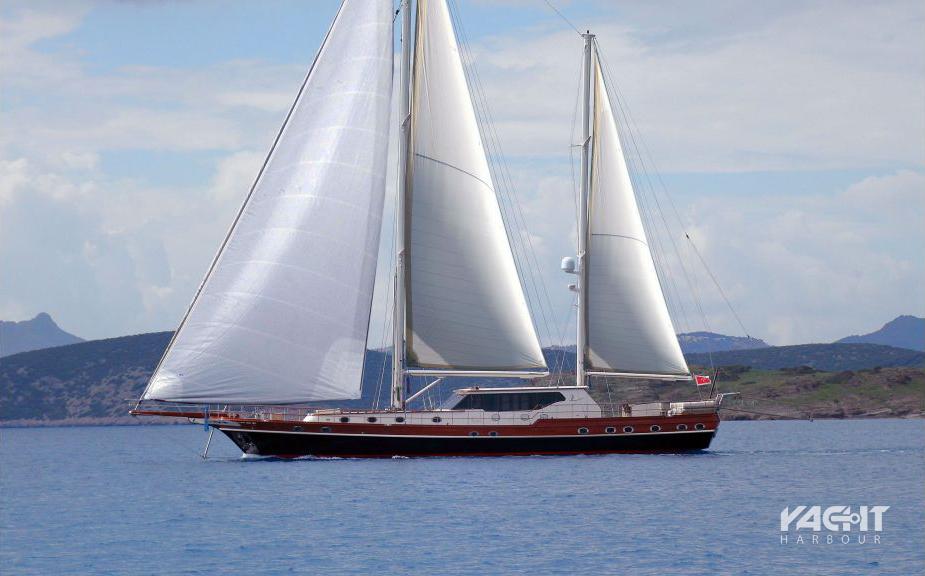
[392,0,414,409]
[576,31,594,389]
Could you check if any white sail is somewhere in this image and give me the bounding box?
[404,0,546,372]
[585,53,689,377]
[143,0,394,403]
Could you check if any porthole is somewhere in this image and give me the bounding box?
[489,431,498,437]
[578,427,589,435]
[650,425,661,432]
[605,426,616,434]
[676,424,688,431]
[292,426,303,432]
[320,426,331,433]
[395,417,405,423]
[469,431,479,437]
[694,423,705,431]
[432,416,442,423]
[339,416,350,423]
[367,417,377,423]
[623,426,634,433]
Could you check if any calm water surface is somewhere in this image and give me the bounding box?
[1,420,923,575]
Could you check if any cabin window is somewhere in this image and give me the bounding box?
[367,417,377,423]
[623,426,634,433]
[395,417,405,423]
[489,431,498,437]
[320,426,331,433]
[339,417,349,423]
[469,431,479,437]
[453,391,566,412]
[650,425,661,432]
[292,426,303,432]
[676,424,688,431]
[694,423,705,430]
[578,427,589,435]
[605,427,616,434]
[432,416,442,423]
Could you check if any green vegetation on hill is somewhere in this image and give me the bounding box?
[685,343,923,371]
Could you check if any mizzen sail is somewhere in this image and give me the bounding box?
[585,50,689,378]
[142,0,394,403]
[404,0,546,372]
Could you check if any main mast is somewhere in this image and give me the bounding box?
[392,0,414,409]
[576,31,594,389]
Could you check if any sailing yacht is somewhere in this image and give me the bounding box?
[132,0,729,457]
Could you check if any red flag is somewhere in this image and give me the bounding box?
[694,374,712,386]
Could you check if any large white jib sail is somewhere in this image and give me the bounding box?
[584,49,689,378]
[403,0,546,372]
[142,0,394,403]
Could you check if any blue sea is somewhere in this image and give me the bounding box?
[1,420,923,575]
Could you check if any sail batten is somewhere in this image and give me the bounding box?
[142,0,394,404]
[403,0,546,373]
[585,48,689,377]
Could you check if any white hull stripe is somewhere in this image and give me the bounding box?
[219,428,716,439]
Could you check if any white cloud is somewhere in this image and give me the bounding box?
[682,169,925,344]
[468,0,925,172]
[0,0,922,347]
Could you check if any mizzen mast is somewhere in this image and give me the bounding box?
[575,31,594,389]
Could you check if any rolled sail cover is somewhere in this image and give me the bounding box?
[143,0,394,403]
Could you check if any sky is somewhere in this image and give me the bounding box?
[1,0,923,347]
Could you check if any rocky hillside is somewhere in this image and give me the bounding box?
[677,332,769,354]
[685,343,923,371]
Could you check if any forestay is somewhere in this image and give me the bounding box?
[143,0,394,403]
[404,0,546,372]
[585,52,689,378]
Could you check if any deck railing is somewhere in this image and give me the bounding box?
[131,399,717,425]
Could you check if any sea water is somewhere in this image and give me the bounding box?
[1,420,922,575]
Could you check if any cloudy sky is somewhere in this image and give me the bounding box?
[1,0,922,347]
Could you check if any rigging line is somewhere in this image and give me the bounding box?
[454,28,552,345]
[447,2,542,337]
[540,0,583,37]
[373,288,393,410]
[449,1,561,351]
[594,46,751,341]
[595,46,702,345]
[137,1,347,404]
[595,46,714,372]
[551,291,578,386]
[685,238,751,339]
[593,44,694,336]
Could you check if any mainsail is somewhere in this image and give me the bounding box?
[584,50,689,378]
[142,0,394,403]
[403,0,546,372]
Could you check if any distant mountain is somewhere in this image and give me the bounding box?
[677,332,769,354]
[837,315,924,352]
[0,313,83,357]
[686,343,924,372]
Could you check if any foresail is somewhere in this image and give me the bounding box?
[405,0,546,372]
[585,52,689,378]
[142,0,394,403]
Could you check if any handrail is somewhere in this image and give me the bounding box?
[130,398,718,425]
